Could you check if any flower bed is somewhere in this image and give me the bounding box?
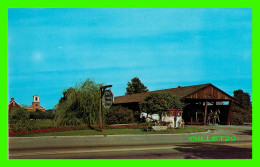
[9,125,147,137]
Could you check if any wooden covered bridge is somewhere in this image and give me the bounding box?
[114,83,234,125]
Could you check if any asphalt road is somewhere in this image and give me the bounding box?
[9,125,252,159]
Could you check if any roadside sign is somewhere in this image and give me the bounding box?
[102,89,114,108]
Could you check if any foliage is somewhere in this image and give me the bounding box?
[233,89,252,110]
[133,110,146,123]
[29,109,54,120]
[9,107,29,122]
[231,90,252,125]
[9,108,35,132]
[140,92,183,120]
[232,106,252,125]
[54,78,101,126]
[45,109,54,119]
[105,106,135,124]
[231,112,243,125]
[142,123,154,132]
[125,77,149,95]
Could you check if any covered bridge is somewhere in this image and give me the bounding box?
[114,83,234,125]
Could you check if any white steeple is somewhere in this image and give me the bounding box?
[33,95,40,102]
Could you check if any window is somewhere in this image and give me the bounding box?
[35,97,38,101]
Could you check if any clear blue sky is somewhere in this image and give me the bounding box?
[8,8,252,109]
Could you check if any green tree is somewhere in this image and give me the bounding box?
[233,89,252,110]
[125,77,149,95]
[232,89,252,125]
[140,93,183,121]
[54,78,101,126]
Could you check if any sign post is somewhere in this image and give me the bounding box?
[99,85,113,132]
[102,89,114,109]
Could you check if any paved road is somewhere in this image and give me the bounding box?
[9,125,252,159]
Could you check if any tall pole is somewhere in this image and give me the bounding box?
[99,86,103,132]
[99,85,112,132]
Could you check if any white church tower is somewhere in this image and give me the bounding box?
[33,95,40,102]
[26,95,45,112]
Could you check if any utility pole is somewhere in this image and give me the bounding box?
[99,85,112,132]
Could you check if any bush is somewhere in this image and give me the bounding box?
[142,124,154,132]
[9,108,29,121]
[29,109,54,120]
[231,106,252,125]
[105,106,135,124]
[231,112,244,125]
[142,126,153,132]
[9,108,35,132]
[134,110,146,123]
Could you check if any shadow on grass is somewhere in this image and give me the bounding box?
[88,126,100,132]
[174,143,252,159]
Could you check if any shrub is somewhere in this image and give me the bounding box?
[105,106,135,124]
[134,110,146,123]
[231,112,244,125]
[142,123,154,132]
[9,108,35,132]
[231,106,252,125]
[29,109,54,120]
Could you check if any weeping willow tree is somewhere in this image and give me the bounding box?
[54,78,101,126]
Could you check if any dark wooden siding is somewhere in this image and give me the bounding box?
[185,85,233,101]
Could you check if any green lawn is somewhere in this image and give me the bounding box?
[34,119,53,128]
[15,126,207,137]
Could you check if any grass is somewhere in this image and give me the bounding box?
[14,126,207,137]
[34,119,53,128]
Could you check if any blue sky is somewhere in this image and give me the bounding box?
[8,8,252,109]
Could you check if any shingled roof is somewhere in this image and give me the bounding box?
[114,83,212,104]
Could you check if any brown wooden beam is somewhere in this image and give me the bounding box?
[227,101,233,125]
[204,101,208,125]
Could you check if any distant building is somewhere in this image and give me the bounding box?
[8,98,21,112]
[26,95,46,112]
